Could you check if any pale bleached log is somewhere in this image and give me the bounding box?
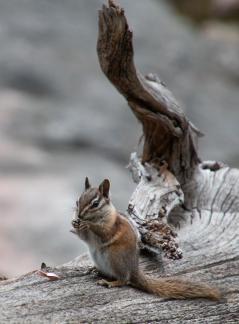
[0,250,238,323]
[127,152,184,259]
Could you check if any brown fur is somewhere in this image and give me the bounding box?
[72,179,221,300]
[78,188,99,215]
[131,271,221,300]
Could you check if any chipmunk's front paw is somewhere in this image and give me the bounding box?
[78,222,89,231]
[72,219,80,229]
[71,219,89,231]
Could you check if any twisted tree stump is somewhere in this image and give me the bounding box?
[0,1,238,323]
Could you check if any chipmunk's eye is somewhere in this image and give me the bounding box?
[91,200,99,208]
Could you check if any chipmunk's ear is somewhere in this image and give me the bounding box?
[99,179,110,198]
[85,177,91,191]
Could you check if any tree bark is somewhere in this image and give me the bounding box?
[0,1,238,323]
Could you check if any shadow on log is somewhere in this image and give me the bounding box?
[0,1,238,323]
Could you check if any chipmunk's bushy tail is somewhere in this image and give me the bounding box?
[130,271,221,300]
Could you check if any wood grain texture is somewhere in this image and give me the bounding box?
[0,252,238,323]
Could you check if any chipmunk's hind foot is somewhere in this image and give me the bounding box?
[97,279,126,288]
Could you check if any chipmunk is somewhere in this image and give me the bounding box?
[71,177,221,300]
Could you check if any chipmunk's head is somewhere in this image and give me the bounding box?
[75,177,115,223]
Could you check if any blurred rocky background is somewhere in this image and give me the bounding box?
[0,0,238,277]
[168,0,239,23]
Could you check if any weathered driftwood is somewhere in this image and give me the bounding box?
[128,153,184,260]
[97,0,239,267]
[0,253,238,323]
[97,1,201,184]
[0,1,238,323]
[97,0,203,260]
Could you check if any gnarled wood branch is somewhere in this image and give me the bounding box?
[97,0,239,264]
[97,0,202,184]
